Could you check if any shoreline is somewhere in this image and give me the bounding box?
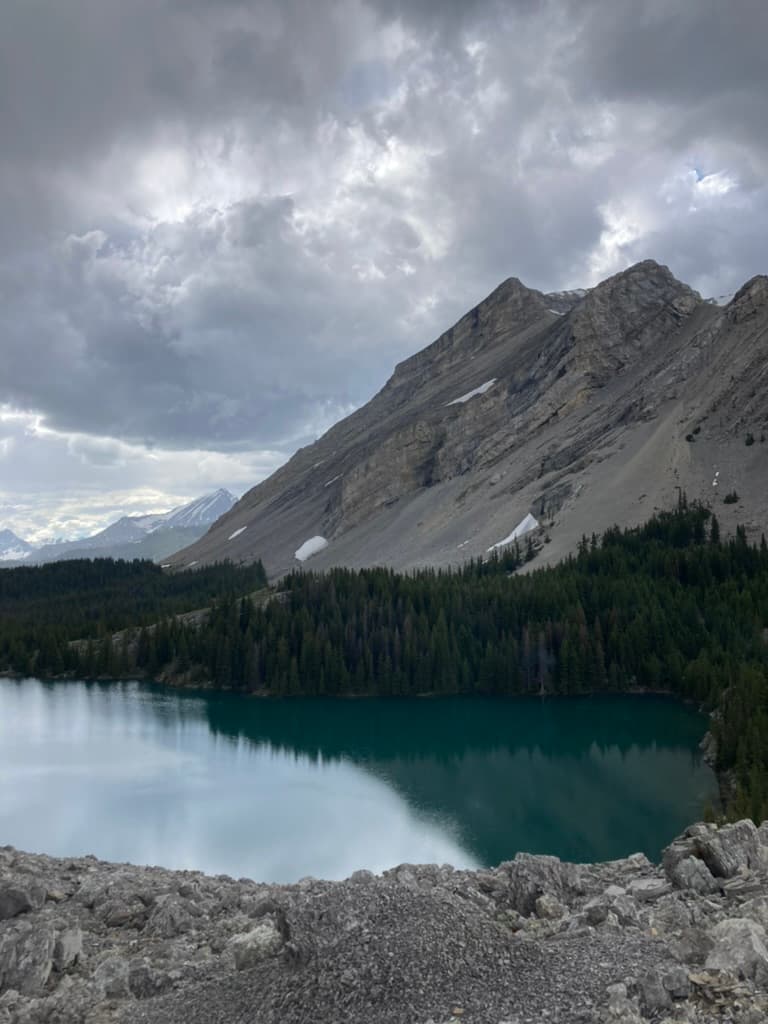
[2,819,768,1023]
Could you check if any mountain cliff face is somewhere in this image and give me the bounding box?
[169,261,768,577]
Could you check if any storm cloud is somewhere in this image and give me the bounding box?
[0,0,765,534]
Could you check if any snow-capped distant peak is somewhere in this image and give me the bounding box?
[161,489,237,530]
[140,489,237,533]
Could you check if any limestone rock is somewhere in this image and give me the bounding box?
[94,955,132,999]
[626,877,671,902]
[741,895,768,931]
[145,897,195,938]
[584,897,609,926]
[696,820,761,878]
[52,926,81,971]
[637,968,672,1013]
[498,852,583,916]
[534,894,565,920]
[0,923,55,996]
[669,927,715,965]
[705,918,768,984]
[610,895,640,928]
[662,965,691,1000]
[127,960,175,999]
[229,921,284,970]
[0,884,45,921]
[668,856,720,894]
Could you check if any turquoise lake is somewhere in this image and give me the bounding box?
[0,679,717,881]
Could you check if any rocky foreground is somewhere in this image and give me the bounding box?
[3,822,768,1024]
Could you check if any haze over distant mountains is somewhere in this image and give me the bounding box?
[0,489,236,566]
[0,529,35,563]
[168,260,768,578]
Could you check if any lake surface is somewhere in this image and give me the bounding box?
[0,679,717,881]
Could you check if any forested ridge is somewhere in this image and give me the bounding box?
[2,501,768,820]
[0,558,266,674]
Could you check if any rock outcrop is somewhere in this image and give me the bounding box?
[4,819,768,1022]
[167,260,768,578]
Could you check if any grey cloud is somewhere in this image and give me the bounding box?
[561,0,768,163]
[568,1,768,104]
[0,0,766,475]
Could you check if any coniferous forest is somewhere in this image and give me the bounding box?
[2,501,768,821]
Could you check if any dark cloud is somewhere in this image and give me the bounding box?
[0,0,765,486]
[570,1,768,105]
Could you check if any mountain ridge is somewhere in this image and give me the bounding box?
[168,261,768,577]
[0,528,35,562]
[1,489,237,567]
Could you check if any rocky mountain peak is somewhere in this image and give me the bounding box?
[727,274,768,324]
[168,260,767,579]
[562,260,703,384]
[388,275,548,390]
[579,259,701,316]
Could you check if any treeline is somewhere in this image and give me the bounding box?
[0,557,266,676]
[78,502,768,821]
[4,504,768,821]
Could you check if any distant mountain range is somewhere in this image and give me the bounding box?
[0,489,236,566]
[0,529,35,562]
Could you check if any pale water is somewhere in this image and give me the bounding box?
[0,679,717,881]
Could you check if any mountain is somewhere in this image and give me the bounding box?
[20,489,237,566]
[168,262,768,577]
[0,528,34,562]
[156,489,238,531]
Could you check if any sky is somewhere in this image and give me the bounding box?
[1,0,766,541]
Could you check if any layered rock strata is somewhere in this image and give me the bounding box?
[168,262,768,578]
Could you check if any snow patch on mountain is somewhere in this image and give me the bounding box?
[228,526,247,541]
[446,379,497,406]
[487,513,539,552]
[295,536,329,561]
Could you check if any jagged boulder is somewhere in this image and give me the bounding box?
[663,819,761,887]
[0,883,46,921]
[94,955,132,999]
[667,855,720,894]
[52,926,81,971]
[696,820,761,878]
[228,921,284,970]
[496,852,584,916]
[145,896,196,938]
[0,922,55,996]
[705,918,768,984]
[636,968,672,1014]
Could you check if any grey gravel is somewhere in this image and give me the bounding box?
[2,819,768,1023]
